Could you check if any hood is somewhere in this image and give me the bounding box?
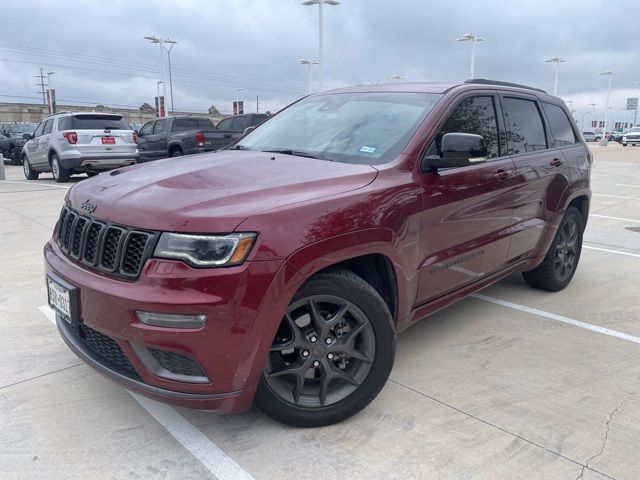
[67,150,378,232]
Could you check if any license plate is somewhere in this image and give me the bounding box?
[47,274,77,324]
[101,137,116,144]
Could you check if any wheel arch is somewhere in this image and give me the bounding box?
[168,143,183,155]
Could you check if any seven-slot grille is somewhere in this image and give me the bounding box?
[57,206,157,279]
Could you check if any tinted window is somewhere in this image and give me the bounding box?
[173,118,199,131]
[543,103,577,147]
[42,119,54,135]
[153,119,168,134]
[71,114,130,130]
[426,96,500,159]
[139,122,154,136]
[231,116,250,131]
[250,114,268,126]
[58,117,73,131]
[9,124,37,134]
[216,118,233,130]
[33,122,45,137]
[197,118,214,129]
[502,98,547,154]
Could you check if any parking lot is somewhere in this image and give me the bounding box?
[1,143,639,480]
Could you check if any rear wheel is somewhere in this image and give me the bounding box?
[256,268,395,427]
[22,155,39,180]
[170,149,183,157]
[523,206,584,291]
[51,154,70,183]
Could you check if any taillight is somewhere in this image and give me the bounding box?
[195,131,204,147]
[63,131,77,144]
[133,133,138,143]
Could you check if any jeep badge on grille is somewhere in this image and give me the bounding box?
[80,199,97,214]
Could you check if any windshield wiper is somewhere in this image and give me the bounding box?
[233,144,252,150]
[263,149,332,160]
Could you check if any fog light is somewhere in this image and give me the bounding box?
[136,311,207,329]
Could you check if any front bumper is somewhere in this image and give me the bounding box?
[45,239,298,412]
[622,137,640,145]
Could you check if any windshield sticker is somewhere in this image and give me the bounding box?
[359,145,377,154]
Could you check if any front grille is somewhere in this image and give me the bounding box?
[56,206,157,279]
[149,348,206,377]
[71,322,139,378]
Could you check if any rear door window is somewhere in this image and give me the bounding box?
[231,116,250,131]
[542,103,577,147]
[71,114,131,130]
[153,119,168,134]
[501,97,548,154]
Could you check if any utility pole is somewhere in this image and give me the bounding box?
[37,68,47,105]
[256,95,259,114]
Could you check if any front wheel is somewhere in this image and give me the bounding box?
[10,147,21,166]
[51,154,70,183]
[256,268,395,427]
[523,206,584,291]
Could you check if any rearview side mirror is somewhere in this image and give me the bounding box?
[23,133,32,141]
[427,133,488,169]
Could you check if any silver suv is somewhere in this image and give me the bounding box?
[22,112,139,183]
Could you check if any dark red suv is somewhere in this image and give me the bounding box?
[45,80,591,427]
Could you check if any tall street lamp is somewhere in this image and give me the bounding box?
[302,0,340,92]
[457,33,484,78]
[544,56,565,96]
[164,40,178,113]
[144,35,176,117]
[598,70,614,146]
[300,58,319,94]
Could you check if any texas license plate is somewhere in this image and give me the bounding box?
[47,274,77,324]
[101,137,116,144]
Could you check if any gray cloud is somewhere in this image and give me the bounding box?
[1,0,638,121]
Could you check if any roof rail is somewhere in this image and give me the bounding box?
[464,78,547,94]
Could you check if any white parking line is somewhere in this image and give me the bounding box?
[1,180,70,189]
[472,294,640,345]
[591,214,640,223]
[130,393,255,480]
[38,305,254,480]
[584,245,640,258]
[593,194,640,200]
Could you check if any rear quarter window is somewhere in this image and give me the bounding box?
[542,103,577,147]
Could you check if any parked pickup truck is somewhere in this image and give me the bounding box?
[210,113,268,150]
[137,116,217,162]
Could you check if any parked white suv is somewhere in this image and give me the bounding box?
[622,127,640,147]
[22,112,139,182]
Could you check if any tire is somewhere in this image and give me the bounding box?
[9,147,20,166]
[51,153,70,183]
[22,155,39,180]
[594,137,601,142]
[256,268,395,427]
[522,206,584,292]
[623,144,628,147]
[170,149,183,157]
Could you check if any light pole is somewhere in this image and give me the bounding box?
[457,33,484,78]
[634,82,640,127]
[46,71,55,113]
[164,40,178,113]
[598,70,614,146]
[544,57,565,96]
[300,58,319,94]
[235,88,245,114]
[302,0,340,92]
[391,74,407,81]
[144,35,176,117]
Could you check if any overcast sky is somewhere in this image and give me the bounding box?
[2,0,638,122]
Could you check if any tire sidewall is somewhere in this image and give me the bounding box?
[256,271,395,427]
[548,207,584,289]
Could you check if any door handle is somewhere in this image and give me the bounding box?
[550,158,563,167]
[495,169,510,181]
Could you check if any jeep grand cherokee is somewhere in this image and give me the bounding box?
[45,80,591,427]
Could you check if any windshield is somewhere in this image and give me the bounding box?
[9,124,37,134]
[238,92,441,165]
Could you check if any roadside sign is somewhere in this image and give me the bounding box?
[627,97,638,110]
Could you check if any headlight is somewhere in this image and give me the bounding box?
[154,232,256,267]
